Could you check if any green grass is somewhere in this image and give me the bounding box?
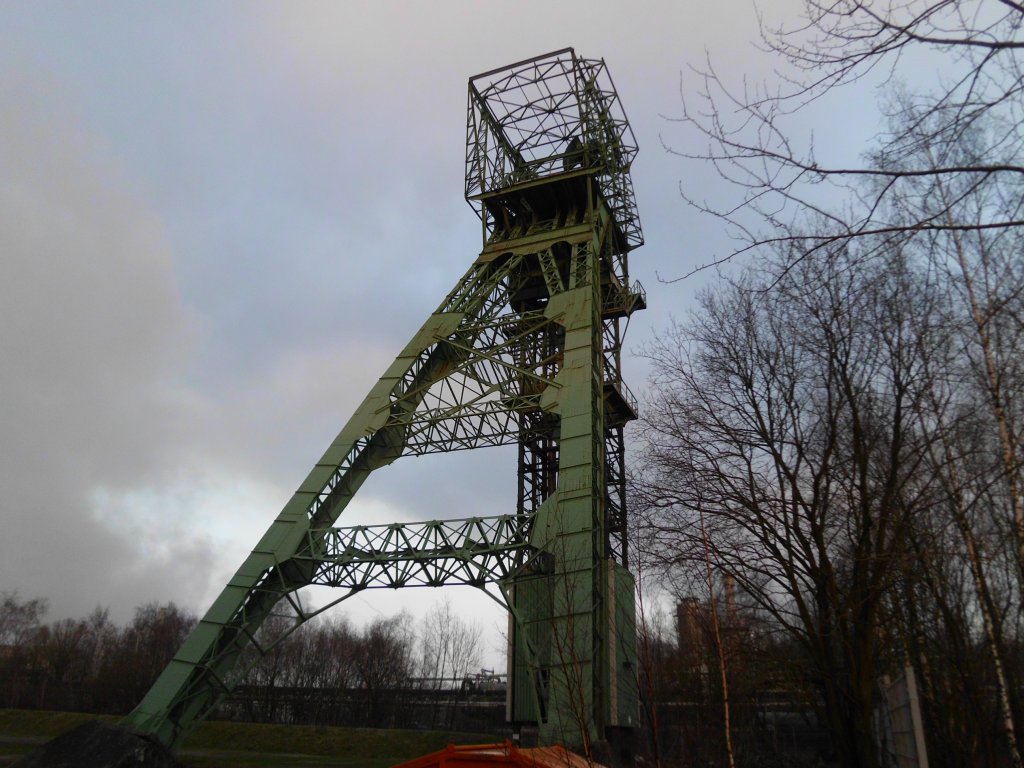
[0,709,499,767]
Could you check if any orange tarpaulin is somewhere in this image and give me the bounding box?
[390,741,606,767]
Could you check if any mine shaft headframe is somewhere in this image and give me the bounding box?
[465,47,643,250]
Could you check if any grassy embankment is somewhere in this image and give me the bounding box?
[0,709,496,767]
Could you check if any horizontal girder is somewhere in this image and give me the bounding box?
[300,515,536,590]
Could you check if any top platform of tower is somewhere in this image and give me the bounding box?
[465,48,643,252]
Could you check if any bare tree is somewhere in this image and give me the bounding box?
[0,592,46,707]
[667,0,1024,272]
[107,602,196,712]
[803,87,1024,766]
[286,615,360,724]
[352,612,417,727]
[417,596,483,730]
[637,243,938,768]
[0,591,46,647]
[239,610,296,722]
[419,596,483,684]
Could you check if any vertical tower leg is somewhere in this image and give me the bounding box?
[539,268,606,749]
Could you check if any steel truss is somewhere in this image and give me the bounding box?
[126,48,644,756]
[305,515,536,590]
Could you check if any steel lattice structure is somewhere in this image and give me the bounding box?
[125,48,644,758]
[304,516,535,589]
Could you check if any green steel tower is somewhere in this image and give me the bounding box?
[125,48,645,758]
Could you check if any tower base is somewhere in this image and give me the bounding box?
[13,720,180,768]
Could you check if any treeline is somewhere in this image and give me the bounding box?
[635,172,1024,768]
[0,596,194,714]
[226,601,492,731]
[0,592,492,732]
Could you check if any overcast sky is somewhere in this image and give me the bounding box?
[1,1,888,663]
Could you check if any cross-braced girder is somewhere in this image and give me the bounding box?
[304,515,535,590]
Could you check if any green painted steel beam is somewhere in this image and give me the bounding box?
[123,49,643,757]
[303,514,536,589]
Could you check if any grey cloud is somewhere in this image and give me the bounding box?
[0,77,211,622]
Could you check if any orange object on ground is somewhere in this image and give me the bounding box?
[390,740,605,767]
